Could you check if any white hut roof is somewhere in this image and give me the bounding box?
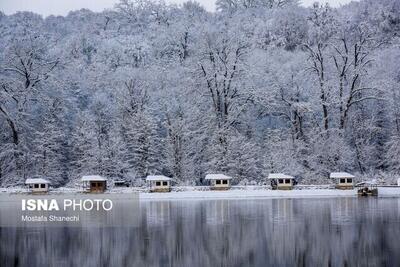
[268,173,294,179]
[330,172,355,179]
[25,178,50,184]
[205,174,232,180]
[81,175,107,182]
[146,175,172,181]
[356,180,377,186]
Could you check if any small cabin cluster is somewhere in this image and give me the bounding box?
[81,175,107,193]
[268,173,295,190]
[25,178,50,193]
[330,172,354,189]
[23,171,359,194]
[24,175,110,194]
[146,175,172,192]
[205,174,232,190]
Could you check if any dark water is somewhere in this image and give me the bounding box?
[1,197,400,267]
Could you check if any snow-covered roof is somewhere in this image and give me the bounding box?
[205,174,232,180]
[81,175,107,182]
[25,178,50,184]
[146,175,172,181]
[356,180,377,186]
[268,173,294,179]
[330,172,355,179]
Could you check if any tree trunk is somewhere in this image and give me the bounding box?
[0,106,19,145]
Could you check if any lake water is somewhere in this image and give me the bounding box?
[1,197,400,266]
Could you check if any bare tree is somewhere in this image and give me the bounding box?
[304,3,337,131]
[332,24,380,129]
[197,29,249,170]
[0,34,59,177]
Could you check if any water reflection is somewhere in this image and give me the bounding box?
[2,198,400,266]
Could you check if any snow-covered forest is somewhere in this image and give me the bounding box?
[0,0,399,186]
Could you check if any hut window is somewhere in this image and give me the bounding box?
[156,181,161,186]
[216,180,221,185]
[278,179,284,184]
[34,184,39,188]
[347,178,353,183]
[40,184,46,188]
[285,179,291,184]
[340,178,346,183]
[162,181,168,186]
[222,180,228,185]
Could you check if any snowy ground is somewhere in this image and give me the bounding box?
[138,188,358,200]
[2,186,400,200]
[376,187,400,196]
[139,187,400,200]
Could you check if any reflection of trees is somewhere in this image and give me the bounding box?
[143,201,172,226]
[1,198,400,266]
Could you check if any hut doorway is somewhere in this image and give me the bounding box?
[90,181,106,193]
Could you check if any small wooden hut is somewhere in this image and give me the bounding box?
[146,175,172,192]
[81,175,107,193]
[205,174,232,190]
[268,173,295,190]
[25,178,50,193]
[330,172,354,189]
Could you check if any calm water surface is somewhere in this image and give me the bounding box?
[1,197,400,267]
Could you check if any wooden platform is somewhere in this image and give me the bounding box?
[335,185,354,190]
[275,186,293,190]
[210,187,230,191]
[150,188,171,193]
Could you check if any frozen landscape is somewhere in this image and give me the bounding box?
[1,0,400,266]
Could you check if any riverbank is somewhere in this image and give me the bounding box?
[1,186,400,200]
[140,187,400,200]
[138,189,357,200]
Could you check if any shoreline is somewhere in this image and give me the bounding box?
[1,187,400,200]
[138,189,357,200]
